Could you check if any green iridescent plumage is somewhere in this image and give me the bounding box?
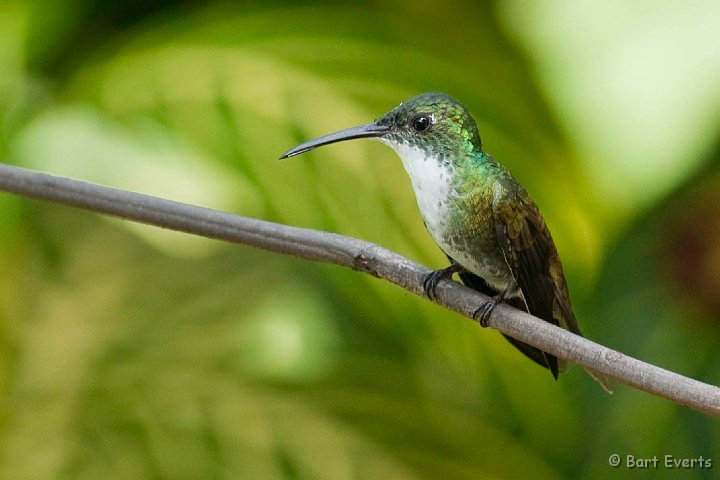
[376,92,482,160]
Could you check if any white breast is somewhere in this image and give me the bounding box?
[382,140,455,242]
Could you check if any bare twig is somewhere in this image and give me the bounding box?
[0,163,718,415]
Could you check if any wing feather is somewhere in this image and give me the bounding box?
[493,190,559,326]
[492,185,567,376]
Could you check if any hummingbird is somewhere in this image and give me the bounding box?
[280,92,611,391]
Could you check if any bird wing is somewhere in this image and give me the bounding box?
[491,180,613,391]
[492,186,559,318]
[491,183,578,376]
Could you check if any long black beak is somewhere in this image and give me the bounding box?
[280,122,390,159]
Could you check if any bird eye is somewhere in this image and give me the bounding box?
[410,114,432,133]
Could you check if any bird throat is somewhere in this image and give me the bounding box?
[381,139,457,245]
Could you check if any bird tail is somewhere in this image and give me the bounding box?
[585,368,614,394]
[456,270,562,377]
[455,268,613,393]
[501,333,559,378]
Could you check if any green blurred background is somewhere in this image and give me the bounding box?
[1,1,719,478]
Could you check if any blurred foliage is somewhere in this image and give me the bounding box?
[0,0,719,479]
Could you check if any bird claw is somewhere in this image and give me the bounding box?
[423,270,444,301]
[423,264,462,301]
[473,295,502,327]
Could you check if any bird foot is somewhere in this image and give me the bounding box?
[473,294,504,327]
[423,263,463,301]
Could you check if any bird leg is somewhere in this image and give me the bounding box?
[423,262,464,301]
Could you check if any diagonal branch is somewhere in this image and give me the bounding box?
[0,163,718,415]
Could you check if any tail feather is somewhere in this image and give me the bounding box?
[586,369,614,394]
[502,334,558,378]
